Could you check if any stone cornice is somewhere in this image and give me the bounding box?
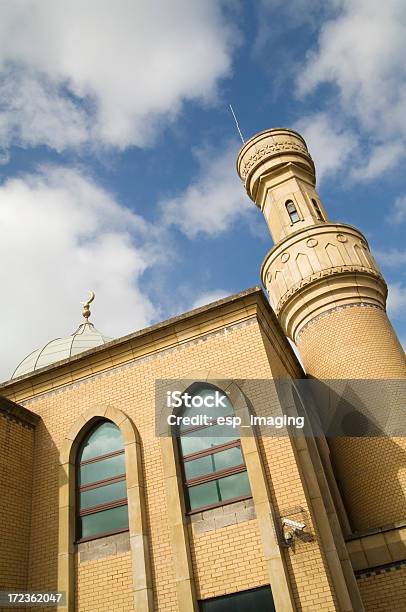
[260,222,387,340]
[0,395,40,428]
[275,265,385,314]
[0,287,298,403]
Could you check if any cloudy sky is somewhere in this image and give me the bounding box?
[0,0,405,380]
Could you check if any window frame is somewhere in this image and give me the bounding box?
[285,199,300,224]
[199,585,275,611]
[176,386,252,514]
[75,420,129,543]
[312,198,324,221]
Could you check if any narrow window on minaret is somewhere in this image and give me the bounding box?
[286,200,300,223]
[312,199,324,221]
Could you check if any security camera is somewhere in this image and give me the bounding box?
[282,518,306,531]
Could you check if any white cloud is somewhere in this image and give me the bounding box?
[0,166,163,381]
[191,289,230,310]
[351,142,405,181]
[295,0,406,178]
[293,112,357,182]
[0,0,238,151]
[160,141,253,238]
[374,248,406,267]
[387,282,406,317]
[389,195,406,224]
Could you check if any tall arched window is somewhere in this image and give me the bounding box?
[312,198,324,221]
[285,200,300,223]
[177,384,251,512]
[77,420,129,541]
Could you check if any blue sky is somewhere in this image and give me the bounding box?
[0,0,405,379]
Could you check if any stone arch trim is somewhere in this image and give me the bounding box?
[160,373,296,612]
[57,405,153,611]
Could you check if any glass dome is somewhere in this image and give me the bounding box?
[11,292,112,379]
[12,322,112,379]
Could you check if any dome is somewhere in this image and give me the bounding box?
[12,292,112,379]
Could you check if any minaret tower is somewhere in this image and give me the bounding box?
[237,128,406,531]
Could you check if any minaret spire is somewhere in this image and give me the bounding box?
[236,126,406,536]
[236,128,386,342]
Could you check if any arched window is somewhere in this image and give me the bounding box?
[312,198,324,221]
[177,384,251,512]
[285,200,300,223]
[77,420,129,541]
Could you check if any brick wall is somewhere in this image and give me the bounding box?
[357,564,406,611]
[1,311,348,610]
[75,552,134,612]
[298,304,406,531]
[0,412,35,591]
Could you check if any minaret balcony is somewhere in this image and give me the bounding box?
[261,223,387,341]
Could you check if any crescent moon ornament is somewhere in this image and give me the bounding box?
[81,291,95,321]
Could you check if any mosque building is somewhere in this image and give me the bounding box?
[0,127,405,611]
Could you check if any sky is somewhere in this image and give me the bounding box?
[0,0,405,380]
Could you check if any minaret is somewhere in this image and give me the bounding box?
[237,128,406,531]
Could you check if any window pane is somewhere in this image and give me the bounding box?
[184,446,244,480]
[188,480,220,510]
[80,421,124,461]
[80,479,127,510]
[200,587,275,612]
[80,504,129,539]
[188,471,251,510]
[218,471,251,502]
[180,424,239,456]
[184,454,213,480]
[79,453,125,486]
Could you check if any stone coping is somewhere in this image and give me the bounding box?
[0,395,40,428]
[346,520,406,541]
[346,523,406,572]
[0,287,259,387]
[0,286,302,404]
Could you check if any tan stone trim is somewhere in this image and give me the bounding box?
[0,396,40,428]
[57,406,153,612]
[160,375,296,612]
[160,436,199,611]
[23,320,256,408]
[279,382,364,612]
[274,266,385,314]
[347,525,406,572]
[7,319,260,405]
[1,288,263,395]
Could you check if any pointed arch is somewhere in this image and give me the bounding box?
[57,405,153,611]
[159,373,295,612]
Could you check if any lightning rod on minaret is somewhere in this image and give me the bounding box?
[229,104,245,144]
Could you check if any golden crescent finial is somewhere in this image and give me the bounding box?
[81,291,95,321]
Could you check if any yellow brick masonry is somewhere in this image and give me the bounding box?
[0,294,341,611]
[75,553,133,612]
[357,565,406,611]
[0,415,35,593]
[189,520,268,599]
[298,305,406,531]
